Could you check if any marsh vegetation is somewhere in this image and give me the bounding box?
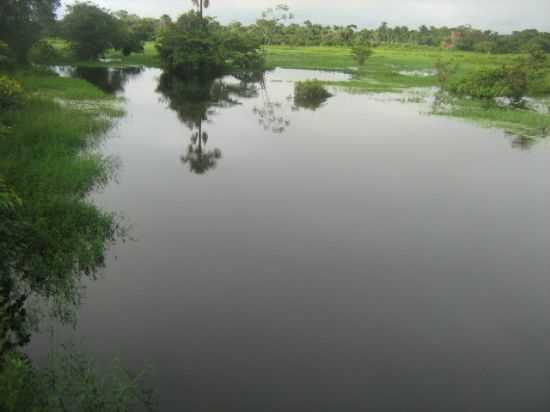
[1,0,550,411]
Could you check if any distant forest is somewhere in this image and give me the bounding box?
[69,11,550,54]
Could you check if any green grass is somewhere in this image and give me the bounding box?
[104,41,161,67]
[12,69,110,100]
[266,45,523,91]
[266,46,550,137]
[48,38,161,68]
[0,68,124,332]
[43,40,550,137]
[435,97,550,137]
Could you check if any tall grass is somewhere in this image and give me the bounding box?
[0,69,124,340]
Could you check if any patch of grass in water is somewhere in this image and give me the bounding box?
[266,46,526,92]
[11,69,112,100]
[434,96,550,138]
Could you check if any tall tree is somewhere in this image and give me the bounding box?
[191,0,210,18]
[0,0,60,63]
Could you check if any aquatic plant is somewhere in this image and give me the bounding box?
[294,79,332,110]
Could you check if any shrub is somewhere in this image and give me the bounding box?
[0,41,15,69]
[447,63,528,103]
[527,69,550,96]
[222,30,264,71]
[28,40,61,64]
[434,58,458,88]
[294,80,332,110]
[0,123,10,139]
[0,76,24,110]
[351,44,373,66]
[0,177,21,211]
[0,350,154,412]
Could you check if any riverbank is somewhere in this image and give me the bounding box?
[266,46,550,138]
[50,40,550,139]
[0,68,133,411]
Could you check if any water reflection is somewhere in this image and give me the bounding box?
[157,73,262,174]
[54,66,144,94]
[181,123,222,174]
[511,134,538,151]
[0,161,122,357]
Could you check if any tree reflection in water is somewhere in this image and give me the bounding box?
[55,66,144,95]
[252,73,292,134]
[181,123,222,175]
[157,72,260,175]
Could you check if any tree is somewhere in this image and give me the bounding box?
[156,11,263,78]
[61,2,143,60]
[257,4,294,47]
[351,43,373,66]
[0,0,60,63]
[191,0,210,18]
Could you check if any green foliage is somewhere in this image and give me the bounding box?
[0,69,123,354]
[222,29,264,71]
[294,80,332,109]
[0,76,24,110]
[351,43,373,66]
[434,58,458,87]
[156,12,225,77]
[113,24,145,57]
[28,39,61,64]
[0,0,60,63]
[13,69,111,100]
[157,11,264,78]
[527,69,550,96]
[0,41,15,69]
[433,96,550,138]
[61,2,119,60]
[447,63,529,102]
[0,350,154,412]
[61,2,144,60]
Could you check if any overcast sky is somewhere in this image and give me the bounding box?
[61,0,550,33]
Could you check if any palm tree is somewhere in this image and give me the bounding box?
[191,0,210,18]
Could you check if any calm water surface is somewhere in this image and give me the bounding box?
[31,67,550,412]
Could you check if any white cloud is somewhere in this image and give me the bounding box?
[60,0,550,32]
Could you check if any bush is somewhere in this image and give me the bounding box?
[294,80,332,110]
[0,76,24,110]
[527,69,550,96]
[447,63,528,103]
[0,350,154,412]
[60,2,143,60]
[28,40,61,64]
[434,58,458,87]
[351,44,373,66]
[0,41,15,69]
[222,29,264,71]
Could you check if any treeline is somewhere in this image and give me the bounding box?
[1,0,170,64]
[241,21,550,54]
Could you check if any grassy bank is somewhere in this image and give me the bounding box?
[49,38,161,68]
[0,67,158,411]
[0,68,123,354]
[266,46,550,137]
[266,45,522,91]
[45,40,550,137]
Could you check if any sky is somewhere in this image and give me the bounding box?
[60,0,550,33]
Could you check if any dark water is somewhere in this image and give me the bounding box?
[31,67,550,412]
